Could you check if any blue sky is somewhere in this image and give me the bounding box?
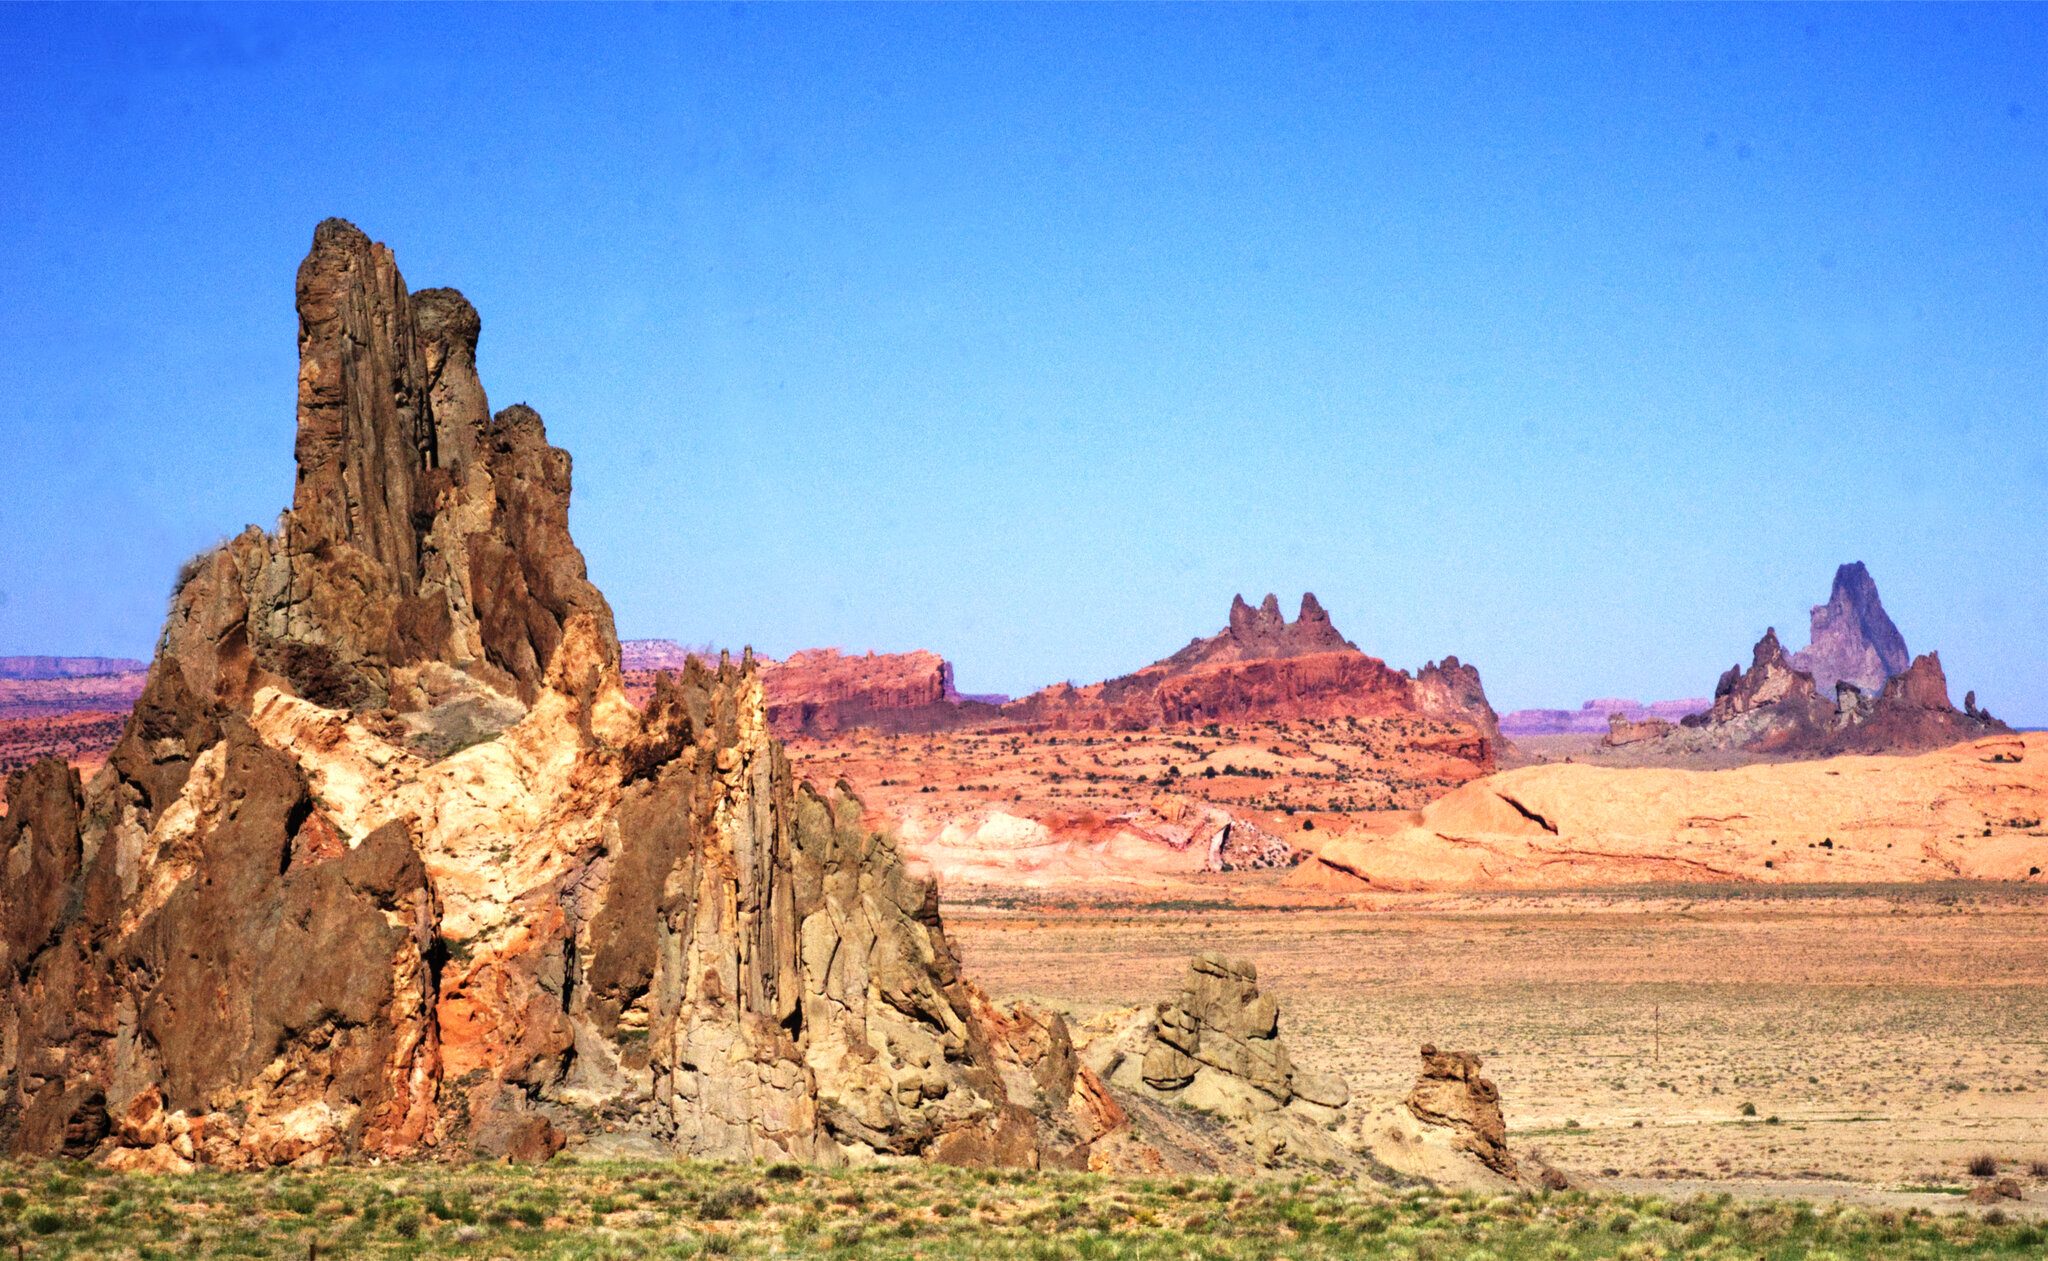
[2,4,2044,719]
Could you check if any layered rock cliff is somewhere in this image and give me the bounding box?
[0,221,1111,1170]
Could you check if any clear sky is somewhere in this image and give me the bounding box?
[2,4,2044,720]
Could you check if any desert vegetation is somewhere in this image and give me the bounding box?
[4,1157,2046,1260]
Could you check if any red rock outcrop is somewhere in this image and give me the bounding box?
[620,595,1495,758]
[1593,566,2008,762]
[764,649,1000,737]
[624,645,1003,739]
[1001,595,1500,768]
[0,220,1106,1171]
[1158,592,1355,670]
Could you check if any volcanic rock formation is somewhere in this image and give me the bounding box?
[1591,566,2013,762]
[1789,562,1911,695]
[0,220,1113,1170]
[1666,627,2007,758]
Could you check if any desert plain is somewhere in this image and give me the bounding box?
[947,881,2048,1205]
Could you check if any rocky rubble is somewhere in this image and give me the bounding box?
[0,220,1113,1170]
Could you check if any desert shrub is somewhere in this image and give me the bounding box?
[766,1161,805,1182]
[1738,1101,1757,1117]
[1968,1153,1999,1177]
[697,1185,764,1221]
[25,1209,74,1235]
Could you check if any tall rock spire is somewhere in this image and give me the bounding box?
[1790,562,1911,695]
[0,220,1108,1171]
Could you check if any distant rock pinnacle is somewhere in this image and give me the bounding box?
[1790,562,1911,695]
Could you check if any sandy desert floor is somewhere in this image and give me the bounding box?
[949,881,2048,1198]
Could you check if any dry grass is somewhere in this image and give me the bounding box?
[3,1157,2045,1260]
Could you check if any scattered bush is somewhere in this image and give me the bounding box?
[697,1185,764,1221]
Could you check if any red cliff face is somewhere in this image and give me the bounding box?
[622,645,1000,738]
[619,596,1501,766]
[763,649,998,736]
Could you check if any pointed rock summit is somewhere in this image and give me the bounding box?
[1180,591,1355,669]
[1790,562,1911,695]
[0,221,1112,1170]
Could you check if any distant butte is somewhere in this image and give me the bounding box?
[1003,593,1500,763]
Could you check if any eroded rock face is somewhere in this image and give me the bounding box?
[1087,954,1351,1170]
[1667,627,2006,759]
[1163,593,1357,670]
[0,220,1098,1171]
[1636,567,2008,762]
[1075,954,1550,1188]
[1405,1046,1515,1178]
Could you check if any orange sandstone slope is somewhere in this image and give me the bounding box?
[780,596,1502,898]
[1293,732,2047,891]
